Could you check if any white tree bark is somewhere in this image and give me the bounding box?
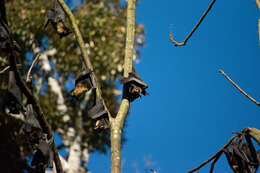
[67,129,82,173]
[32,40,90,173]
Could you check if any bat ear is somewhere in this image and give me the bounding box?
[121,68,149,102]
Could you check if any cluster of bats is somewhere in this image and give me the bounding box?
[69,63,149,129]
[224,131,260,173]
[0,0,149,171]
[4,1,260,173]
[0,0,70,171]
[194,129,260,173]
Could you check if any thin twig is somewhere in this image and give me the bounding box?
[0,66,10,74]
[218,70,260,106]
[26,53,40,82]
[170,0,216,46]
[187,135,238,173]
[0,64,22,74]
[8,52,63,173]
[209,151,222,173]
[57,0,111,118]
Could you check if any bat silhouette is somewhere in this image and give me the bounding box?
[3,71,24,114]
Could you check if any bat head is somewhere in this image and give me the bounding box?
[70,69,96,98]
[121,70,149,102]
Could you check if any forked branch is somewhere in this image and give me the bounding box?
[219,70,260,106]
[170,0,216,46]
[110,0,136,172]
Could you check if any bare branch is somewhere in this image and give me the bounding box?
[187,135,238,173]
[26,53,40,82]
[56,0,111,117]
[0,66,10,74]
[218,70,260,106]
[256,0,260,11]
[110,0,136,172]
[209,152,222,173]
[0,64,22,74]
[170,0,216,46]
[8,52,63,173]
[258,19,260,46]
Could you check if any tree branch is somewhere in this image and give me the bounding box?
[26,53,40,82]
[256,0,260,11]
[57,0,111,117]
[170,0,216,46]
[187,135,238,173]
[256,0,260,46]
[110,0,136,172]
[8,52,63,173]
[0,64,22,74]
[0,66,10,74]
[218,70,260,106]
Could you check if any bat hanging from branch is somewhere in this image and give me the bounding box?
[188,128,260,173]
[121,66,149,102]
[44,0,72,38]
[3,70,24,114]
[70,61,110,129]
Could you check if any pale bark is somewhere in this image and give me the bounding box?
[256,0,260,46]
[67,131,82,173]
[110,0,136,173]
[256,0,260,11]
[35,47,88,172]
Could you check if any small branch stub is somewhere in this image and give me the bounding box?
[26,53,40,82]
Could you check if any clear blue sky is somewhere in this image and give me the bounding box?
[72,0,260,172]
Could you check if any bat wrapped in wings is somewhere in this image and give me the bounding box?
[44,0,71,38]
